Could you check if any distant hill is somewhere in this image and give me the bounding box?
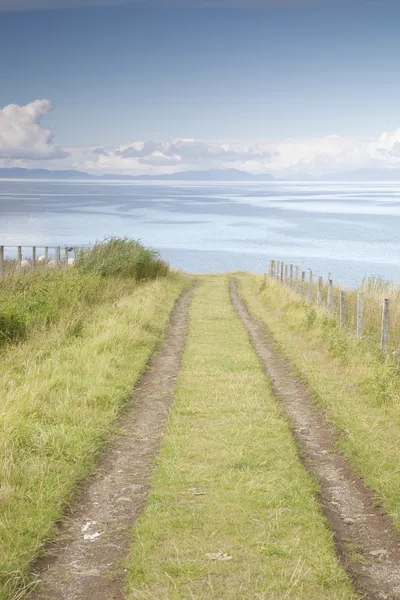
[140,168,275,181]
[0,167,275,181]
[321,168,400,181]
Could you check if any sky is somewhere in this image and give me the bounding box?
[1,0,400,177]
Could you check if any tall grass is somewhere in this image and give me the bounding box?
[75,237,169,280]
[276,270,400,351]
[0,238,169,348]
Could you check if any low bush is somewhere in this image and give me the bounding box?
[75,237,169,280]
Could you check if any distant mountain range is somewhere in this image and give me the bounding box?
[2,166,400,182]
[320,168,400,181]
[0,167,275,181]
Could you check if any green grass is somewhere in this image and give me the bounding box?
[238,274,400,533]
[126,276,356,600]
[0,273,188,600]
[0,238,169,348]
[75,237,169,280]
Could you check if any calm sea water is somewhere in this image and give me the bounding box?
[1,178,400,287]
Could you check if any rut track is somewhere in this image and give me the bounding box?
[29,287,193,600]
[231,277,400,600]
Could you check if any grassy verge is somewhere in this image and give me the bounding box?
[238,274,400,532]
[0,272,188,599]
[0,238,169,348]
[127,276,355,600]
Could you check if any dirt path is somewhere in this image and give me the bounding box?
[231,278,400,600]
[30,288,193,600]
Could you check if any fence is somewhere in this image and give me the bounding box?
[268,259,400,353]
[0,245,81,280]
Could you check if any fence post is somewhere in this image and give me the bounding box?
[340,291,345,328]
[17,246,22,267]
[301,271,305,296]
[44,246,49,267]
[32,246,36,269]
[308,270,313,301]
[317,276,323,305]
[357,293,364,338]
[56,246,61,267]
[280,261,284,281]
[0,246,4,280]
[289,264,293,287]
[381,298,390,352]
[295,266,299,293]
[327,279,333,311]
[65,247,69,267]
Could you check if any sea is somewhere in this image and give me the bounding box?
[1,178,400,287]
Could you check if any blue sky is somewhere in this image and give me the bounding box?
[1,1,400,176]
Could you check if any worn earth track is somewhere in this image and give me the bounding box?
[30,287,193,600]
[231,278,400,600]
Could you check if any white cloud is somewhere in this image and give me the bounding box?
[0,99,68,160]
[3,99,400,177]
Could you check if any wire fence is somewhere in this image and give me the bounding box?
[268,259,400,353]
[0,245,85,280]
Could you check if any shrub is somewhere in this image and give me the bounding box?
[75,238,169,280]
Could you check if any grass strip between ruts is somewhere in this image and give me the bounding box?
[127,276,356,600]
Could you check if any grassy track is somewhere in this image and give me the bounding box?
[0,274,187,599]
[127,276,355,600]
[238,274,400,533]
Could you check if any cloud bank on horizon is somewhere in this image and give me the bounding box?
[2,99,400,177]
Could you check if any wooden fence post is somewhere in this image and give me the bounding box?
[0,246,4,280]
[327,279,333,311]
[270,260,275,278]
[18,246,22,267]
[381,298,390,352]
[65,247,69,267]
[340,291,345,328]
[357,293,364,338]
[308,270,313,301]
[44,246,49,267]
[290,264,293,287]
[56,246,61,266]
[32,246,36,269]
[280,261,284,281]
[295,266,299,293]
[317,276,323,305]
[301,271,305,296]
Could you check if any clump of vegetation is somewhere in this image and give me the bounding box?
[75,237,169,280]
[0,238,169,349]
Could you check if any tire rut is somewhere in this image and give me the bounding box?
[231,278,400,600]
[29,287,194,600]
